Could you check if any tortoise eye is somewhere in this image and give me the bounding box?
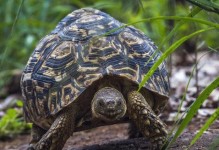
[98,99,104,106]
[117,101,122,106]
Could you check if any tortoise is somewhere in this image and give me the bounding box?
[20,8,170,150]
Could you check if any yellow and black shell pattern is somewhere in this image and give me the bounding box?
[21,8,169,123]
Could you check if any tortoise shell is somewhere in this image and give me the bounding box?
[21,8,169,124]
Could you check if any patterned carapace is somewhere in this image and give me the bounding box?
[21,8,169,125]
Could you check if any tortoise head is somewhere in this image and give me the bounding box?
[91,87,127,122]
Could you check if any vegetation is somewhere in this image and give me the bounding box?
[0,0,218,148]
[0,100,31,139]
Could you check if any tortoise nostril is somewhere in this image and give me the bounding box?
[106,100,115,106]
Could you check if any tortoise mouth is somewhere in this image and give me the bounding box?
[98,109,124,121]
[99,109,122,116]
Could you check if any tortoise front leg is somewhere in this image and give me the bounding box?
[27,124,47,150]
[127,91,168,149]
[32,107,76,150]
[128,122,143,138]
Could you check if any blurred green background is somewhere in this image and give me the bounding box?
[0,0,218,93]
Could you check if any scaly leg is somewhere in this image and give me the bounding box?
[32,107,76,150]
[27,124,47,150]
[128,122,143,138]
[127,91,168,149]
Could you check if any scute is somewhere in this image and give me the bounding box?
[20,8,169,125]
[54,8,123,41]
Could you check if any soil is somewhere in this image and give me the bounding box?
[1,120,219,150]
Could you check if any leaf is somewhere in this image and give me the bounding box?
[6,109,18,119]
[186,0,219,14]
[16,100,23,107]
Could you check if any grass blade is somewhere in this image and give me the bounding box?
[102,16,219,38]
[141,7,202,85]
[138,27,215,91]
[158,7,202,49]
[167,76,219,148]
[167,51,212,141]
[189,108,219,148]
[0,0,24,67]
[175,51,210,121]
[186,0,219,14]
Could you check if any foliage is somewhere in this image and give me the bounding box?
[186,0,219,14]
[0,100,31,139]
